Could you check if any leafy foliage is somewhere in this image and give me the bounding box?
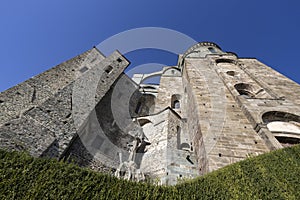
[0,145,299,199]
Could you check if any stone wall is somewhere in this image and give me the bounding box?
[1,41,299,185]
[0,48,129,159]
[183,54,270,172]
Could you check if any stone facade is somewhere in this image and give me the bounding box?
[0,42,299,185]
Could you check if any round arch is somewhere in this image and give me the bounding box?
[162,67,181,76]
[262,111,300,147]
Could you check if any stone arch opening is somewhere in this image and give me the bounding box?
[180,143,190,151]
[262,111,300,147]
[208,47,217,53]
[226,71,236,76]
[275,136,300,147]
[234,83,255,98]
[135,94,156,116]
[171,94,181,109]
[262,111,300,123]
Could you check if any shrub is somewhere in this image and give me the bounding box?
[0,145,299,199]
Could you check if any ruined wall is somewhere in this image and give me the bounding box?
[0,49,104,126]
[0,48,130,158]
[66,73,141,170]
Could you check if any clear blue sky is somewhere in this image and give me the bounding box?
[1,1,300,92]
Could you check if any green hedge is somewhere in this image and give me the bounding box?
[0,145,299,199]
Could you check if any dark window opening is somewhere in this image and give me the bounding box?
[275,136,300,147]
[174,100,180,109]
[0,100,4,104]
[234,83,255,98]
[262,111,300,123]
[216,58,236,64]
[65,113,72,119]
[262,111,300,148]
[226,71,236,76]
[104,65,113,74]
[171,94,181,109]
[208,47,217,53]
[239,90,253,97]
[180,143,190,150]
[117,58,122,62]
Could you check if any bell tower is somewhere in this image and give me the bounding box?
[178,42,300,173]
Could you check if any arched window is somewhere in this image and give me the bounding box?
[208,47,217,53]
[135,94,156,116]
[180,143,190,151]
[274,137,300,147]
[262,111,300,147]
[171,94,181,109]
[234,83,255,98]
[226,71,236,76]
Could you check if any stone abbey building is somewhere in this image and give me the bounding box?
[0,42,300,185]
